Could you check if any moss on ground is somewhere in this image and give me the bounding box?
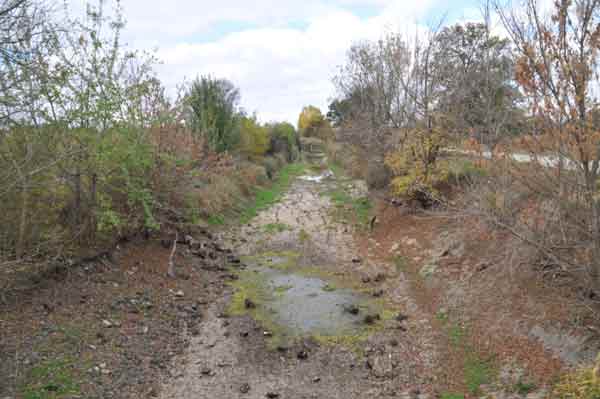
[228,250,397,353]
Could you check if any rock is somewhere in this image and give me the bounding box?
[352,257,362,264]
[364,314,381,325]
[366,353,395,378]
[244,298,256,309]
[297,350,309,360]
[266,393,280,399]
[374,273,387,282]
[312,377,321,383]
[476,261,490,272]
[396,313,409,322]
[390,243,400,253]
[263,331,273,337]
[419,263,438,278]
[405,238,418,246]
[174,290,185,298]
[102,319,113,328]
[361,276,372,283]
[240,383,250,394]
[200,367,212,376]
[372,289,384,297]
[343,304,360,315]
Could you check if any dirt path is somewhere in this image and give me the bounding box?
[159,173,440,398]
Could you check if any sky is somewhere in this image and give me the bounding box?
[70,0,485,125]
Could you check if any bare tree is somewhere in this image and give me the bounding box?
[491,0,600,288]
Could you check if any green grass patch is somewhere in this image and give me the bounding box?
[324,186,373,228]
[263,223,291,233]
[207,214,225,226]
[449,324,466,346]
[21,358,80,399]
[465,355,495,394]
[438,315,497,396]
[514,380,537,395]
[239,163,306,224]
[322,283,337,292]
[440,394,464,399]
[392,255,408,272]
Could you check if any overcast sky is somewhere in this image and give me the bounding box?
[72,0,485,125]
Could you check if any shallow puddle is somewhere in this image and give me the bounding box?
[263,269,366,336]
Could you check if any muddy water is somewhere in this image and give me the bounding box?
[256,267,365,335]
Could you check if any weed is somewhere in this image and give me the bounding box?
[21,358,80,399]
[263,223,290,233]
[440,394,464,399]
[328,162,345,178]
[207,214,225,226]
[325,187,372,228]
[299,229,311,243]
[515,380,537,395]
[449,324,466,346]
[393,255,408,272]
[464,355,495,394]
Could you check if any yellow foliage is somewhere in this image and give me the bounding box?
[553,354,600,398]
[298,105,333,140]
[385,126,448,201]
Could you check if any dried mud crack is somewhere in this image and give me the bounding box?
[159,172,438,399]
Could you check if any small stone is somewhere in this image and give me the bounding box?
[312,377,321,383]
[343,304,360,315]
[175,290,185,298]
[374,273,387,282]
[200,367,212,376]
[361,276,371,283]
[266,392,280,398]
[244,298,256,309]
[263,331,273,337]
[240,383,250,394]
[364,314,381,325]
[372,289,384,297]
[297,350,309,360]
[102,319,113,328]
[351,258,362,264]
[396,313,409,322]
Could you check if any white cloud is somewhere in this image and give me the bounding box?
[66,0,450,124]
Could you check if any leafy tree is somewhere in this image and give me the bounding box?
[268,121,298,161]
[239,114,270,159]
[326,98,353,127]
[186,76,241,153]
[432,20,523,149]
[298,105,333,140]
